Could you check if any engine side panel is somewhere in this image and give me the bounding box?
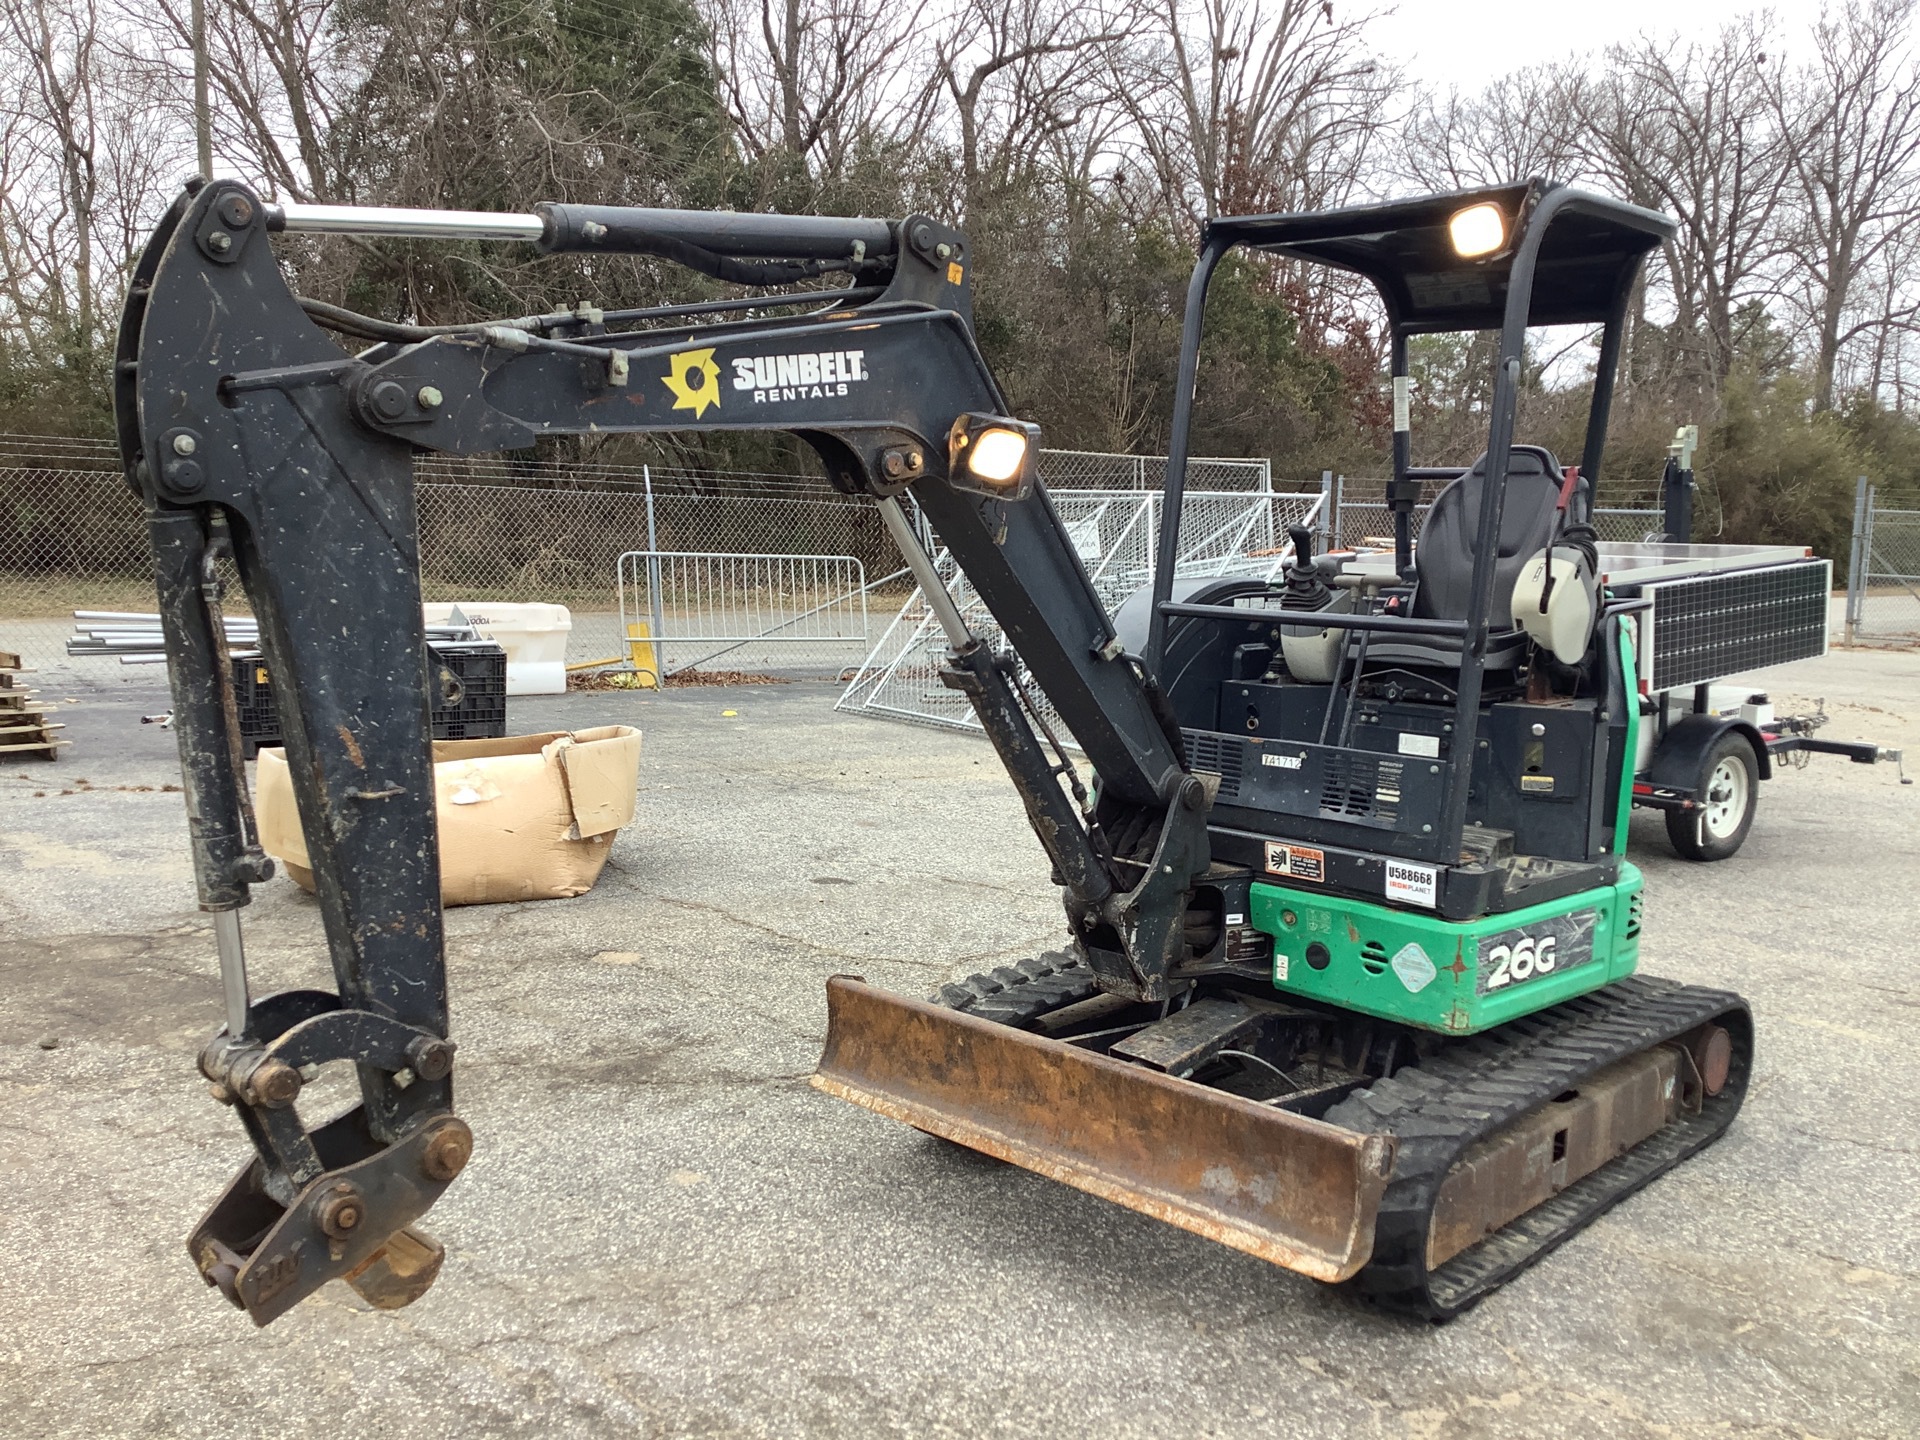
[1248,866,1643,1034]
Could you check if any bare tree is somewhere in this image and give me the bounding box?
[926,0,1127,216]
[0,0,182,363]
[1400,67,1583,191]
[1572,17,1791,387]
[1113,0,1397,226]
[141,0,349,200]
[1768,0,1920,410]
[1,0,106,349]
[704,0,935,197]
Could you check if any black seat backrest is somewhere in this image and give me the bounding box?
[1412,446,1569,623]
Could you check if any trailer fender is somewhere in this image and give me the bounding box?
[1646,713,1772,791]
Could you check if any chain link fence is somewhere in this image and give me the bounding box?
[1845,478,1920,645]
[0,436,1270,678]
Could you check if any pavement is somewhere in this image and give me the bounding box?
[2,645,1917,1439]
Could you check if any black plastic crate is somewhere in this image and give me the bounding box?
[233,640,508,758]
[426,641,508,742]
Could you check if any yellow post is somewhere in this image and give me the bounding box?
[626,622,661,688]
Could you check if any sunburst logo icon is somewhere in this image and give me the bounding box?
[662,347,721,418]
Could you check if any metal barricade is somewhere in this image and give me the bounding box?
[1328,475,1661,551]
[614,551,874,680]
[839,489,1325,737]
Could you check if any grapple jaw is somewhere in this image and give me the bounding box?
[812,976,1395,1283]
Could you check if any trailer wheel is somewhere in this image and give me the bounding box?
[1665,733,1758,860]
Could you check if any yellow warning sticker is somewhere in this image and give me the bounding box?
[1264,841,1325,883]
[947,262,965,286]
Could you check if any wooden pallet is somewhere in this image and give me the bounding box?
[0,688,66,758]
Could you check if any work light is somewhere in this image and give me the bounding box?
[1448,203,1506,258]
[949,413,1040,500]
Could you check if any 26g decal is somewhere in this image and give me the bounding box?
[1474,909,1599,996]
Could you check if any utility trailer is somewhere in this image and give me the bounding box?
[1603,542,1905,858]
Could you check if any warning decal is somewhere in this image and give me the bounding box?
[1264,841,1326,884]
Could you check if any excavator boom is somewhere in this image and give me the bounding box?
[117,179,1240,1323]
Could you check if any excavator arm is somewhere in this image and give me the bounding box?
[117,179,1214,1323]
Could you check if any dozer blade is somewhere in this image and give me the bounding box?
[813,976,1395,1282]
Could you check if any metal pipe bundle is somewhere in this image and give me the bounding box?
[66,611,477,663]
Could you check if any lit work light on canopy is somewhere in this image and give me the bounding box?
[1448,202,1506,258]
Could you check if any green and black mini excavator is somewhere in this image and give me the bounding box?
[119,176,1747,1327]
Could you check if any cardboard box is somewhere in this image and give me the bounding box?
[255,726,641,905]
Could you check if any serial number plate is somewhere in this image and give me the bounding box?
[1475,908,1600,995]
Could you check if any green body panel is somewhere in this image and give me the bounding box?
[1612,618,1640,856]
[1242,618,1647,1035]
[1249,865,1643,1035]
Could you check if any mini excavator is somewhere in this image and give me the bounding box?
[119,177,1747,1326]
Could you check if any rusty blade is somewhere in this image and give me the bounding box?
[812,976,1394,1283]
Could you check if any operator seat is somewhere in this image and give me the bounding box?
[1367,445,1579,671]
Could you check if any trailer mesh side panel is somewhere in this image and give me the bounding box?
[1648,559,1829,691]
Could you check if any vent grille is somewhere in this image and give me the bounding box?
[1648,559,1828,691]
[1320,752,1373,818]
[1360,940,1390,975]
[1183,731,1244,798]
[1318,752,1403,824]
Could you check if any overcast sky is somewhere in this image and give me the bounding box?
[1372,0,1838,86]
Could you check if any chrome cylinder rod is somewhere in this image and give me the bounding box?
[877,497,973,650]
[212,908,251,1039]
[266,202,544,242]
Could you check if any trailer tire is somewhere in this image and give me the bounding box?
[1664,732,1758,861]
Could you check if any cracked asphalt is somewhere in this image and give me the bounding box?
[2,644,1917,1439]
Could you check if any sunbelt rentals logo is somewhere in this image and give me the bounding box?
[662,347,722,418]
[731,349,869,403]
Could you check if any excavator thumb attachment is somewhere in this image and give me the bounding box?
[187,1106,472,1326]
[813,977,1395,1282]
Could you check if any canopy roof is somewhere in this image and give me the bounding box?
[1203,181,1673,332]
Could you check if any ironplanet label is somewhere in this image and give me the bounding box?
[731,349,869,403]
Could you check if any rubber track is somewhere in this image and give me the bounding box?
[1324,973,1753,1320]
[930,952,1100,1027]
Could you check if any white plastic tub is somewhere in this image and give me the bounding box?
[424,602,572,695]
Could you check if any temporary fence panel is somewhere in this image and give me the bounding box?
[1041,449,1272,491]
[1845,478,1920,643]
[615,551,873,678]
[838,488,1325,738]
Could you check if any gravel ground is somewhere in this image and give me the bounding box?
[2,643,1916,1439]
